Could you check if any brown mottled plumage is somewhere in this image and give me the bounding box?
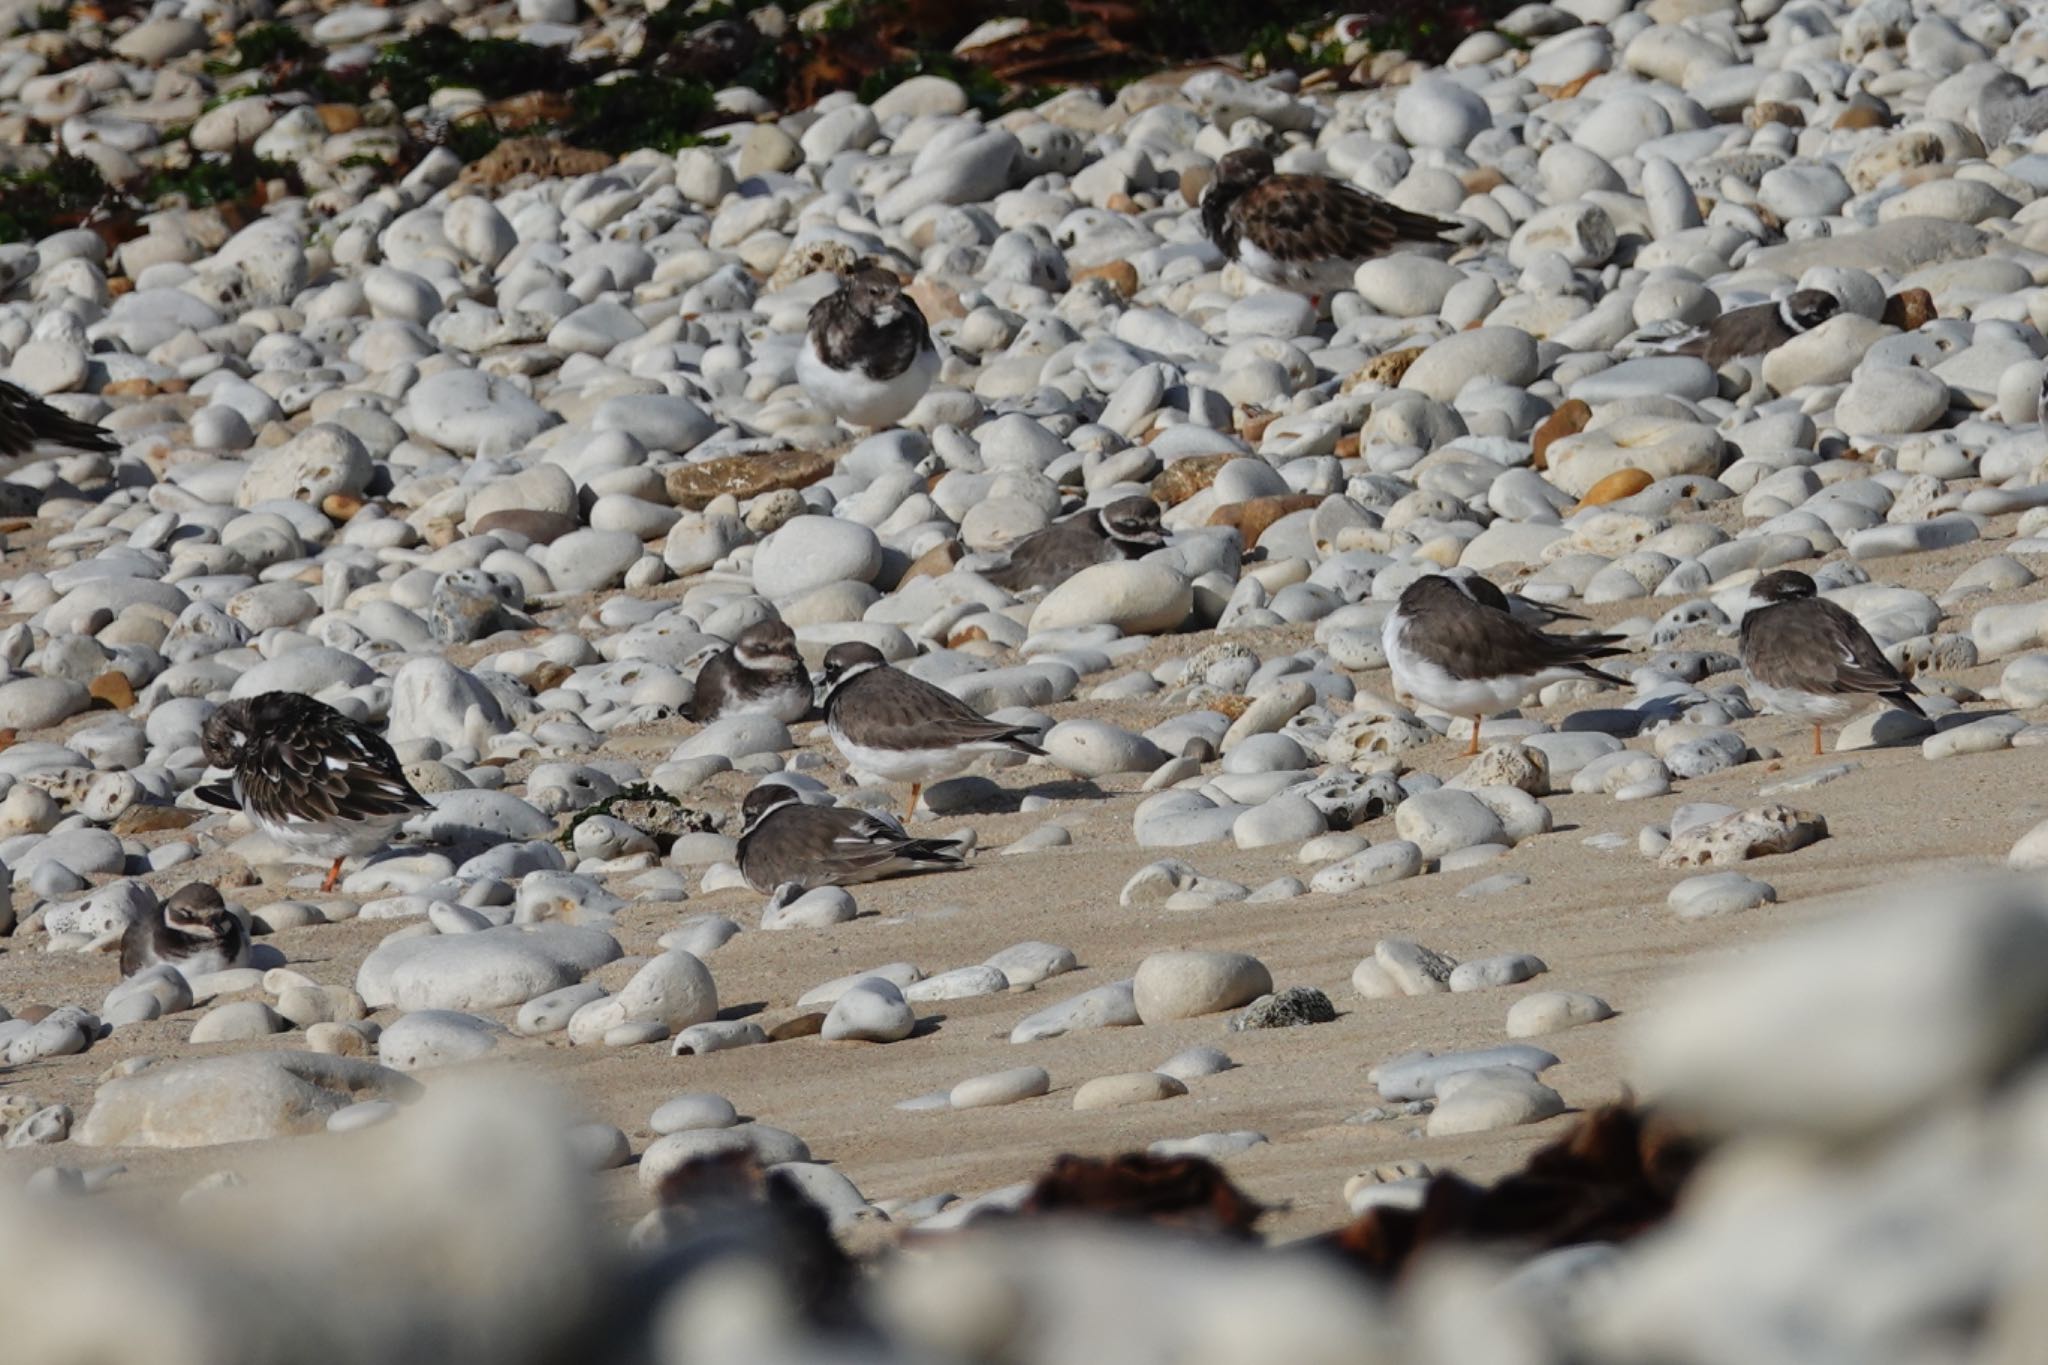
[198,691,429,891]
[1202,148,1458,302]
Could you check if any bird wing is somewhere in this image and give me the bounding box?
[1816,601,1921,701]
[983,523,1108,592]
[0,378,118,457]
[1742,600,1921,706]
[1231,175,1457,265]
[838,668,1047,753]
[241,702,430,827]
[193,780,240,811]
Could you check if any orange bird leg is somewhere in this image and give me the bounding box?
[321,857,344,893]
[905,783,921,823]
[1466,719,1482,757]
[1812,724,1823,757]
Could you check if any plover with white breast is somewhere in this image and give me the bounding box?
[796,264,939,430]
[197,691,431,892]
[1382,574,1631,755]
[1738,569,1924,755]
[119,883,248,981]
[982,496,1166,594]
[735,783,964,893]
[1666,289,1840,366]
[685,619,813,726]
[820,642,1046,820]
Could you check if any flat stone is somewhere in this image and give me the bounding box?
[950,1066,1052,1110]
[1132,951,1273,1024]
[1668,871,1777,919]
[1506,991,1615,1038]
[77,1053,418,1149]
[1072,1071,1188,1111]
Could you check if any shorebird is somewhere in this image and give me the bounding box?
[0,378,119,459]
[685,619,813,726]
[796,264,938,429]
[197,691,430,893]
[1738,569,1924,756]
[1200,147,1459,309]
[1446,569,1590,629]
[982,496,1166,593]
[1382,574,1631,756]
[734,783,964,893]
[119,883,248,981]
[1666,289,1840,366]
[819,642,1046,819]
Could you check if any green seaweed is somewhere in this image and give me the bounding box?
[557,782,717,849]
[143,151,299,208]
[568,73,717,154]
[369,28,587,109]
[0,155,112,245]
[211,21,313,73]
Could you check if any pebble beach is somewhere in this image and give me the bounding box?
[4,0,2048,1360]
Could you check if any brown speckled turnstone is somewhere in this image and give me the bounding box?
[1669,289,1839,366]
[119,883,248,981]
[1738,570,1923,756]
[0,378,117,459]
[1201,148,1459,309]
[197,691,430,892]
[685,619,813,726]
[983,495,1166,593]
[1382,574,1630,755]
[735,783,963,893]
[820,642,1045,820]
[797,264,938,429]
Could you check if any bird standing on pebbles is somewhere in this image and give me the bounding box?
[797,264,938,430]
[1738,569,1924,756]
[1382,574,1631,756]
[1200,147,1460,310]
[197,691,430,893]
[0,378,118,460]
[982,496,1166,593]
[120,884,248,981]
[735,783,964,893]
[820,642,1046,820]
[685,619,813,725]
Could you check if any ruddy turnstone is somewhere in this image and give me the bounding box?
[1382,574,1631,755]
[797,264,939,429]
[119,883,248,980]
[1738,569,1924,756]
[197,691,430,892]
[735,783,964,893]
[983,495,1166,593]
[1200,147,1459,308]
[0,378,118,459]
[820,642,1046,819]
[685,619,813,725]
[1668,289,1840,366]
